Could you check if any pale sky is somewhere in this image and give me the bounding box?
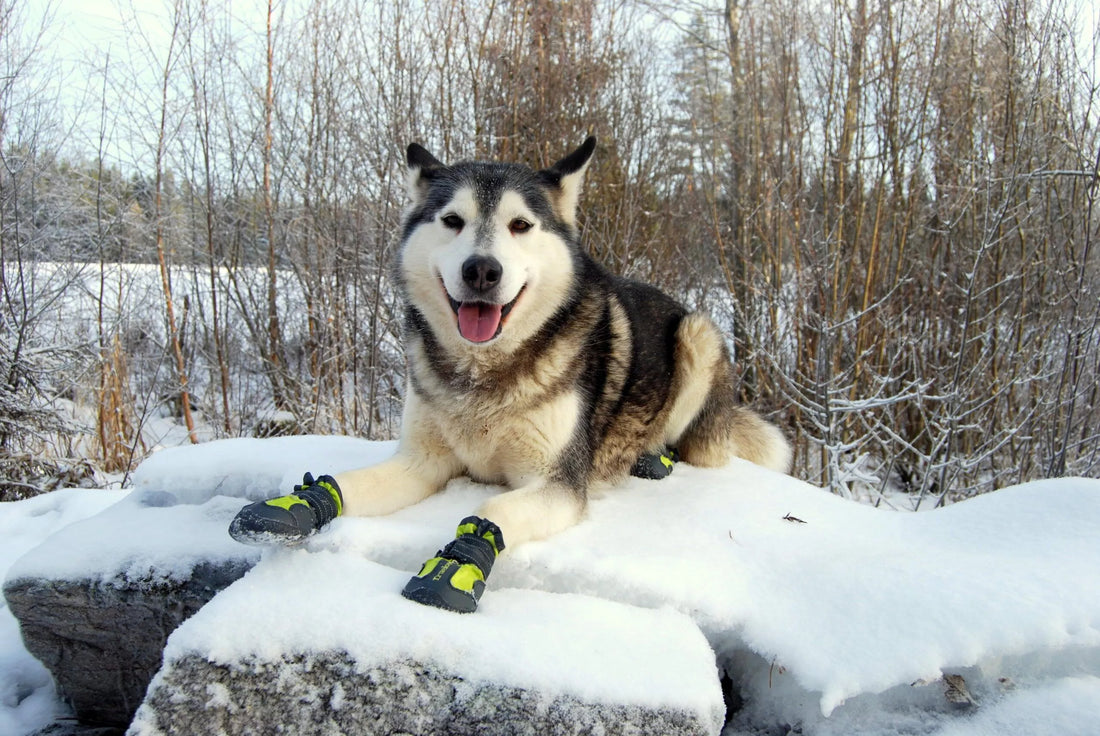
[20,0,1100,165]
[39,0,1100,72]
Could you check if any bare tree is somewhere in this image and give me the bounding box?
[2,0,1096,499]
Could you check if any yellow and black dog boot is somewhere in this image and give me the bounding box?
[402,516,505,613]
[631,447,679,480]
[228,473,343,545]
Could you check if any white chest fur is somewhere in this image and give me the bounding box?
[428,389,581,486]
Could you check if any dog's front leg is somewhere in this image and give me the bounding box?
[333,447,463,517]
[229,416,462,545]
[401,480,585,613]
[334,390,466,516]
[476,481,586,548]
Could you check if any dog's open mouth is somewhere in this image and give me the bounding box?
[446,286,525,343]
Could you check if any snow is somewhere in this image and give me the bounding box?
[3,435,1100,735]
[929,677,1100,736]
[5,491,259,586]
[130,436,398,504]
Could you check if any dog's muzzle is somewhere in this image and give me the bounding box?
[442,255,524,343]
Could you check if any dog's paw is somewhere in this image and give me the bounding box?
[401,516,504,613]
[631,447,678,480]
[228,473,343,546]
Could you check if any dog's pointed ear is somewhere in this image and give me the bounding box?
[406,143,445,205]
[540,136,596,227]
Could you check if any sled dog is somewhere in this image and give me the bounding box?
[230,137,791,612]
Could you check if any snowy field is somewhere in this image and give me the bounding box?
[2,435,1100,735]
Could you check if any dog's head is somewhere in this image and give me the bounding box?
[397,138,596,353]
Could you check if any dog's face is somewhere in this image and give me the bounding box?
[398,138,596,354]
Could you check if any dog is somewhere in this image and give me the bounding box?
[229,137,791,612]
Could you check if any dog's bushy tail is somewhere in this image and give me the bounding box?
[725,406,792,472]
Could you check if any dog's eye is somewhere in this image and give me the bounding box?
[509,218,532,235]
[441,214,464,231]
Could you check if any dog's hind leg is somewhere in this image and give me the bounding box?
[666,312,792,473]
[663,312,727,448]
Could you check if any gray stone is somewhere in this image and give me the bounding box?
[4,559,254,729]
[30,720,125,736]
[130,651,718,736]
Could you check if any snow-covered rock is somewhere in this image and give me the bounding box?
[4,562,250,729]
[129,551,725,736]
[0,487,131,736]
[2,492,258,727]
[5,436,1100,735]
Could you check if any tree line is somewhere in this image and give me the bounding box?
[1,0,1097,503]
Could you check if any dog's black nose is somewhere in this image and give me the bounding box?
[461,255,503,294]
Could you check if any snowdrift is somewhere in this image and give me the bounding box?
[5,436,1100,734]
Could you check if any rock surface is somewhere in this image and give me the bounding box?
[133,653,717,736]
[5,559,253,728]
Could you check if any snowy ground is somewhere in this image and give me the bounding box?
[2,435,1100,735]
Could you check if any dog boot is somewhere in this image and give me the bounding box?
[631,447,679,480]
[228,473,343,545]
[402,516,505,613]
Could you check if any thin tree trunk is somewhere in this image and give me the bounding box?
[153,2,198,444]
[264,0,286,411]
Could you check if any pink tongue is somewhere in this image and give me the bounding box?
[457,302,504,343]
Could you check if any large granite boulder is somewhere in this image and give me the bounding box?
[3,493,258,728]
[128,551,726,736]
